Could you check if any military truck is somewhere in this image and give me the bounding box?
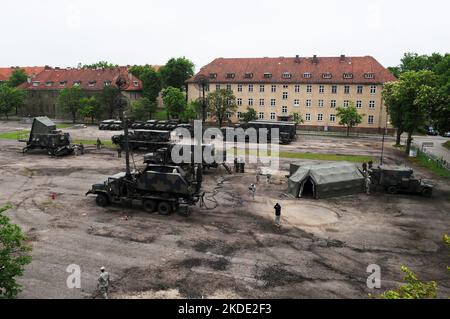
[112,129,172,151]
[22,117,82,156]
[220,121,297,144]
[99,119,123,130]
[369,165,433,196]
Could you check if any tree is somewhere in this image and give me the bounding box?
[7,69,28,88]
[160,57,195,90]
[0,84,25,119]
[130,97,156,120]
[336,103,364,136]
[163,87,186,119]
[181,101,199,122]
[0,204,32,299]
[242,107,257,122]
[57,86,83,123]
[82,61,118,69]
[383,81,404,145]
[98,86,121,119]
[79,96,101,124]
[291,112,303,125]
[140,68,162,106]
[207,89,237,127]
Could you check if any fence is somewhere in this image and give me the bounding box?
[416,147,450,171]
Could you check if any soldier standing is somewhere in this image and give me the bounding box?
[274,203,281,227]
[365,175,371,195]
[249,183,256,200]
[97,266,110,299]
[96,138,102,150]
[117,147,122,158]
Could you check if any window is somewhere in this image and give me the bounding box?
[226,73,235,79]
[282,92,288,100]
[244,73,253,79]
[271,85,276,93]
[133,81,139,87]
[295,85,300,93]
[73,81,81,87]
[343,100,350,107]
[306,85,312,93]
[344,85,350,94]
[317,114,323,121]
[343,73,353,79]
[282,106,288,114]
[368,115,374,124]
[259,84,265,92]
[294,99,300,107]
[306,99,311,107]
[248,84,253,92]
[356,100,362,108]
[237,98,242,106]
[331,85,337,94]
[264,72,272,79]
[104,81,112,87]
[282,84,288,89]
[88,81,96,87]
[270,99,276,107]
[59,81,67,87]
[329,114,336,122]
[259,98,264,106]
[357,85,363,94]
[282,72,291,79]
[248,98,254,106]
[305,113,311,121]
[364,73,375,79]
[319,85,324,93]
[322,72,332,79]
[331,100,336,108]
[370,85,377,94]
[209,73,217,79]
[258,112,265,119]
[45,81,53,87]
[237,84,243,92]
[226,84,232,91]
[369,101,375,109]
[237,111,242,119]
[318,100,324,107]
[205,84,210,92]
[303,72,312,78]
[32,81,40,87]
[216,84,221,91]
[270,112,276,120]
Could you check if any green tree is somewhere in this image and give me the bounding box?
[336,103,364,136]
[207,89,237,127]
[291,112,303,124]
[140,68,162,106]
[383,81,404,145]
[0,84,25,119]
[82,61,118,69]
[163,87,186,119]
[160,57,195,90]
[0,204,32,299]
[130,97,156,120]
[7,69,28,88]
[79,96,101,123]
[98,86,121,119]
[57,86,83,123]
[242,107,257,122]
[181,101,198,122]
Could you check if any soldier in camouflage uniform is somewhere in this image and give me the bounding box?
[97,266,110,299]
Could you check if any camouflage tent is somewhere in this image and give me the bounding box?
[287,161,364,199]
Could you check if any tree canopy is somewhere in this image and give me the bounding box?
[242,107,257,122]
[82,61,118,69]
[160,57,195,90]
[98,86,121,119]
[57,86,83,123]
[79,96,101,123]
[207,89,237,127]
[336,103,364,136]
[7,69,28,88]
[163,86,186,119]
[0,84,25,119]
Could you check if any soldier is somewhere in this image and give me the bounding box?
[256,168,261,184]
[362,162,368,174]
[96,138,102,150]
[248,183,256,200]
[365,175,371,195]
[74,146,79,156]
[266,174,271,184]
[274,203,281,227]
[368,160,373,170]
[79,143,84,155]
[97,266,110,299]
[117,147,122,158]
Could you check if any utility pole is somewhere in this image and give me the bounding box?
[116,76,131,179]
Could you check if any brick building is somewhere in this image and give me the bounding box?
[0,66,45,83]
[186,55,397,133]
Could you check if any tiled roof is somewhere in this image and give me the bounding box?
[19,67,142,91]
[187,56,396,84]
[0,66,45,82]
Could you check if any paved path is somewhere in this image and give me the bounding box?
[409,135,450,162]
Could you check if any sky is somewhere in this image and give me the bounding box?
[1,0,449,71]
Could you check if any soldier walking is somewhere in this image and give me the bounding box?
[97,266,110,299]
[249,183,256,200]
[365,175,371,195]
[274,203,281,227]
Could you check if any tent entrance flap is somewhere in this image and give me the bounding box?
[300,177,315,198]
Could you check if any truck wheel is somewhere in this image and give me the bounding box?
[96,194,109,207]
[158,201,172,215]
[422,188,432,197]
[387,186,398,194]
[143,200,157,213]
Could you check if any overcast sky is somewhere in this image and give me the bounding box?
[1,0,449,71]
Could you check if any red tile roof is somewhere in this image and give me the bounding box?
[19,67,142,91]
[0,66,45,82]
[187,56,396,84]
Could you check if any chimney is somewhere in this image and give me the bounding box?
[27,77,31,84]
[294,55,301,63]
[340,54,346,62]
[312,55,319,63]
[44,65,51,70]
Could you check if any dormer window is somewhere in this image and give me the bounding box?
[45,81,53,87]
[322,73,332,79]
[244,72,253,79]
[104,81,112,87]
[73,81,81,87]
[209,73,217,79]
[225,73,235,79]
[32,81,40,87]
[88,80,96,87]
[59,81,67,87]
[303,72,312,78]
[133,81,139,87]
[264,72,272,79]
[343,73,353,79]
[364,73,375,79]
[282,72,291,79]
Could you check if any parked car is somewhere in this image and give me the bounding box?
[424,125,439,136]
[441,131,450,137]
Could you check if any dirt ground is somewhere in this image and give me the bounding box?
[0,121,449,299]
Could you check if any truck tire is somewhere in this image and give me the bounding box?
[387,186,398,194]
[96,193,109,207]
[143,199,157,213]
[158,201,172,215]
[421,188,432,197]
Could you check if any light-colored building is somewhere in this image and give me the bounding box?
[186,55,397,133]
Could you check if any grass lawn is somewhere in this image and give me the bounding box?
[443,141,450,150]
[72,139,115,149]
[233,148,373,163]
[408,152,450,178]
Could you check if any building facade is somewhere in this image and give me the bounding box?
[18,66,143,119]
[186,55,397,133]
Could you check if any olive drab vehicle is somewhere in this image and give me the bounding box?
[369,165,433,196]
[22,117,83,156]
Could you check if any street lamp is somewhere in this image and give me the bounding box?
[380,117,390,166]
[115,76,131,178]
[194,74,209,123]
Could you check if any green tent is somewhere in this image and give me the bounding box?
[287,161,364,199]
